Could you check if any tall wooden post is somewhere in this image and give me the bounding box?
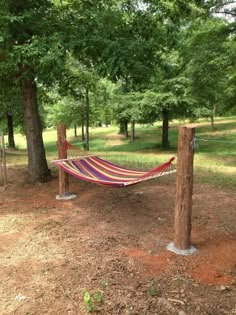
[2,133,7,186]
[167,126,196,255]
[0,131,7,186]
[56,124,76,200]
[57,124,69,196]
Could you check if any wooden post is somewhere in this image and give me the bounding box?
[56,124,76,200]
[0,132,3,186]
[2,133,7,186]
[0,131,7,186]
[167,126,196,255]
[57,124,69,196]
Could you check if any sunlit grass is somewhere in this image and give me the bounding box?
[4,116,236,189]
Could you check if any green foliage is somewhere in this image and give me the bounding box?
[112,90,144,123]
[1,0,236,180]
[71,0,166,88]
[45,94,78,128]
[93,291,103,303]
[0,0,66,82]
[83,290,103,313]
[148,286,162,297]
[83,291,94,313]
[0,82,24,133]
[184,8,236,117]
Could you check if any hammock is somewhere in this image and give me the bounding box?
[52,141,176,188]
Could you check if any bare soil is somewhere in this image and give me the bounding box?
[0,166,235,315]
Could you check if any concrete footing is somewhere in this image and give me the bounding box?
[167,242,197,256]
[56,193,77,201]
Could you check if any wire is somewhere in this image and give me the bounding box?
[191,137,236,151]
[195,137,236,144]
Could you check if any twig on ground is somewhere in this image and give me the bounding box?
[60,284,78,306]
[168,298,185,305]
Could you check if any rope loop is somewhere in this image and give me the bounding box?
[191,137,199,150]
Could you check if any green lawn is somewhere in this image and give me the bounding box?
[5,116,236,190]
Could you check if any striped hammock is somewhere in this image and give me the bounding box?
[52,142,176,188]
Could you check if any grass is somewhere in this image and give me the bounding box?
[4,116,236,190]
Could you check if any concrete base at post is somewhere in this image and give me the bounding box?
[167,242,197,256]
[56,193,77,201]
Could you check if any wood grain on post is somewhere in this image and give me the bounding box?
[0,131,7,186]
[174,126,195,250]
[2,133,7,186]
[57,124,69,197]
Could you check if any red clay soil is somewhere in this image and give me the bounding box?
[0,166,235,315]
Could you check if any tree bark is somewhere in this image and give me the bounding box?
[162,109,169,149]
[74,124,77,137]
[7,113,16,149]
[124,120,128,138]
[119,121,125,134]
[130,120,135,142]
[210,105,216,130]
[0,131,7,186]
[84,88,90,151]
[20,76,51,183]
[80,109,85,142]
[81,119,85,142]
[119,119,129,138]
[57,123,69,196]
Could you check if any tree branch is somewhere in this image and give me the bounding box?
[214,10,236,16]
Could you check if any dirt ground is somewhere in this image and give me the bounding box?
[0,166,235,315]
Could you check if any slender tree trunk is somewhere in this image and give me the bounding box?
[81,111,85,142]
[85,88,90,151]
[7,113,16,149]
[81,120,85,142]
[124,120,128,138]
[162,109,169,149]
[119,119,129,137]
[20,76,51,182]
[130,120,135,142]
[119,121,125,134]
[74,124,77,137]
[210,105,216,130]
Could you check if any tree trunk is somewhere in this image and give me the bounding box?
[124,120,128,138]
[81,120,85,142]
[130,120,135,142]
[210,105,216,130]
[81,110,85,142]
[119,119,129,137]
[20,77,51,183]
[84,88,90,151]
[7,113,16,149]
[119,121,125,134]
[74,124,77,137]
[162,109,169,149]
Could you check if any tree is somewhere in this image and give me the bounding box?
[0,0,67,182]
[186,15,236,127]
[58,56,101,150]
[71,0,166,103]
[0,82,24,149]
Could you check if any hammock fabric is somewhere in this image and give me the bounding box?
[53,141,176,188]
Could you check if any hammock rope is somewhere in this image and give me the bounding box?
[52,140,176,188]
[191,137,236,150]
